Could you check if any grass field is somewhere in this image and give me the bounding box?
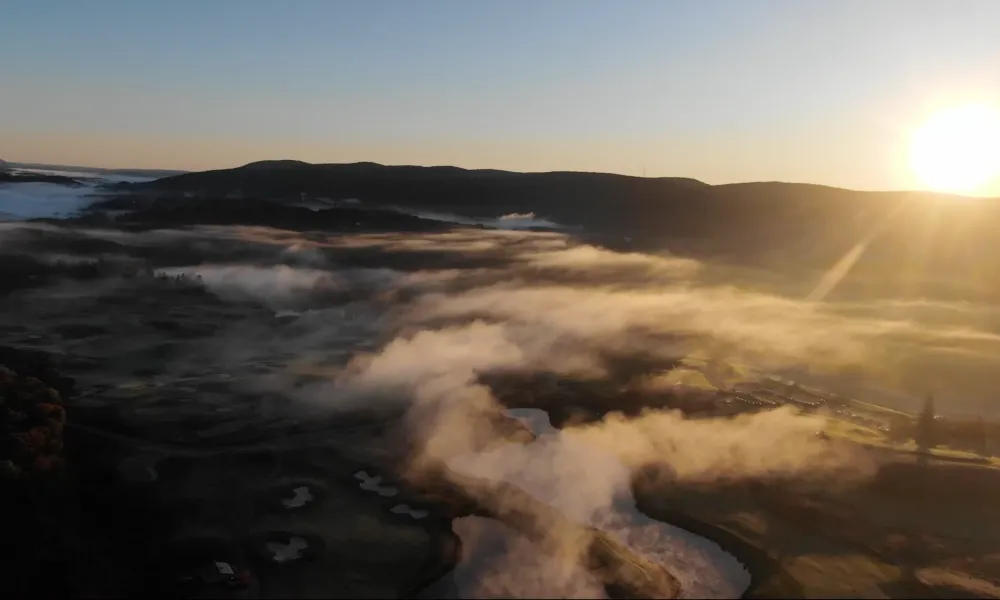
[628,396,1000,599]
[846,398,913,418]
[821,416,1000,469]
[823,418,887,445]
[636,460,1000,599]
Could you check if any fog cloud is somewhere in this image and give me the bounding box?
[7,219,998,597]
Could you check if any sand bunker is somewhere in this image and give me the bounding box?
[355,470,399,496]
[266,536,310,563]
[282,486,314,509]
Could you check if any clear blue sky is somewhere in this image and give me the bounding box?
[2,0,999,192]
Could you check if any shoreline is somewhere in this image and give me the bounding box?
[633,498,795,599]
[403,487,775,600]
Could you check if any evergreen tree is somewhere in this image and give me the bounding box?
[916,393,936,454]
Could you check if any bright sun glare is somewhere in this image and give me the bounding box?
[910,103,1000,196]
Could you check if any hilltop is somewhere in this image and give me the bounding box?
[6,161,187,179]
[0,170,84,186]
[126,161,1000,303]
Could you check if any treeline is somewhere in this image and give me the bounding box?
[886,396,995,457]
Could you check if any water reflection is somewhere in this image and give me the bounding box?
[438,408,751,599]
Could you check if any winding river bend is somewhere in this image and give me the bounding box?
[427,408,751,599]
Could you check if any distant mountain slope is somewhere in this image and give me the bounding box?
[131,161,712,223]
[127,161,1000,302]
[8,162,188,179]
[0,171,83,185]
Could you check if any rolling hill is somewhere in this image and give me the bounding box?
[126,161,1000,303]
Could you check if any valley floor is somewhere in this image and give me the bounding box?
[2,213,1000,599]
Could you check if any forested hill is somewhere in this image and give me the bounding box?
[128,161,1000,302]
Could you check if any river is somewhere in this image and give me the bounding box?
[423,407,752,599]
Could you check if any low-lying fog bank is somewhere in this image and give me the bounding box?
[64,222,996,417]
[435,408,751,598]
[0,168,153,220]
[2,218,997,596]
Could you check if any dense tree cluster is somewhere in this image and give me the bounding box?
[885,394,996,459]
[0,365,66,479]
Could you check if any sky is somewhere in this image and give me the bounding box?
[2,0,999,194]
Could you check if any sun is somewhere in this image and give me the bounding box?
[909,103,1000,195]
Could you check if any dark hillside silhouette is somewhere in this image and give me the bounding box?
[127,162,1000,302]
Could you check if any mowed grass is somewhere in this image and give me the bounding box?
[846,398,913,418]
[643,369,1000,596]
[823,417,887,445]
[822,417,1000,469]
[646,367,719,390]
[636,463,1000,599]
[637,483,903,598]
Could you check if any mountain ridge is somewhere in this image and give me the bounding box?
[121,160,1000,303]
[5,161,188,179]
[147,159,1000,198]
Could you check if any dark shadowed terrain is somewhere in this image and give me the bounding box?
[127,161,1000,305]
[0,171,85,186]
[2,164,1000,599]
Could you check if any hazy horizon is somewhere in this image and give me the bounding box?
[3,0,1000,195]
[8,156,1000,200]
